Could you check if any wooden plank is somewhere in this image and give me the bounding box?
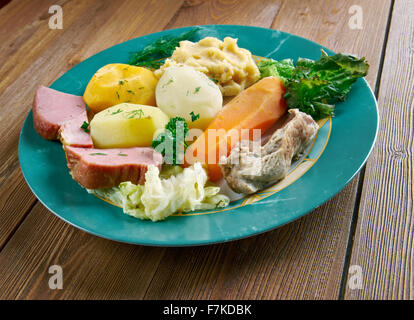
[142,0,392,300]
[0,0,98,249]
[271,0,384,86]
[0,1,11,11]
[142,182,359,299]
[0,0,391,299]
[344,0,414,299]
[0,169,35,250]
[0,0,283,299]
[0,0,184,249]
[0,0,57,53]
[0,203,166,299]
[0,0,185,297]
[164,0,282,28]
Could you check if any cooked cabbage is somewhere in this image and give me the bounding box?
[89,162,229,221]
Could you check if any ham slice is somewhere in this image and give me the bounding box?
[58,113,93,148]
[65,146,163,189]
[33,86,92,147]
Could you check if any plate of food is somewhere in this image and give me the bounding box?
[19,25,378,246]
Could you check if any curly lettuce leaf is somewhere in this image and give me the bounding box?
[257,58,295,84]
[258,50,369,120]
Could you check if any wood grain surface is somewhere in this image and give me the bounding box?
[0,0,411,300]
[344,0,414,299]
[0,0,184,248]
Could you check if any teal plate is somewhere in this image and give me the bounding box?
[18,25,378,246]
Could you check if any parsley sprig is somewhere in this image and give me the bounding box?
[152,117,189,165]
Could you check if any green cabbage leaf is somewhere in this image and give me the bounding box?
[257,50,369,120]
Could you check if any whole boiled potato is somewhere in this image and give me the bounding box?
[90,103,169,148]
[155,65,222,130]
[84,64,158,113]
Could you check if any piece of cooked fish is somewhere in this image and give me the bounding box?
[219,109,319,194]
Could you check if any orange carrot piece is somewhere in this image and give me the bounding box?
[184,76,287,181]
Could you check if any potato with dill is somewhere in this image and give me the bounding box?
[83,64,158,113]
[90,103,169,148]
[155,65,223,130]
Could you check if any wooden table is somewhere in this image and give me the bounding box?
[0,0,412,300]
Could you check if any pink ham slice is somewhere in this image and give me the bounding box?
[33,86,92,147]
[65,146,163,189]
[59,113,93,148]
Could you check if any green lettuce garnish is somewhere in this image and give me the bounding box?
[258,58,295,84]
[257,50,369,120]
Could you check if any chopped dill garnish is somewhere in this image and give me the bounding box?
[119,80,124,85]
[89,153,107,156]
[111,109,122,115]
[116,91,120,100]
[80,121,90,133]
[118,153,128,156]
[127,89,135,94]
[162,78,174,88]
[194,86,201,93]
[125,109,145,119]
[190,111,200,122]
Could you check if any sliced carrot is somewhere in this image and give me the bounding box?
[184,76,287,181]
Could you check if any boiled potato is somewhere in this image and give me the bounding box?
[90,103,169,148]
[84,64,158,113]
[155,65,222,130]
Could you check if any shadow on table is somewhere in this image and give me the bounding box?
[0,0,10,10]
